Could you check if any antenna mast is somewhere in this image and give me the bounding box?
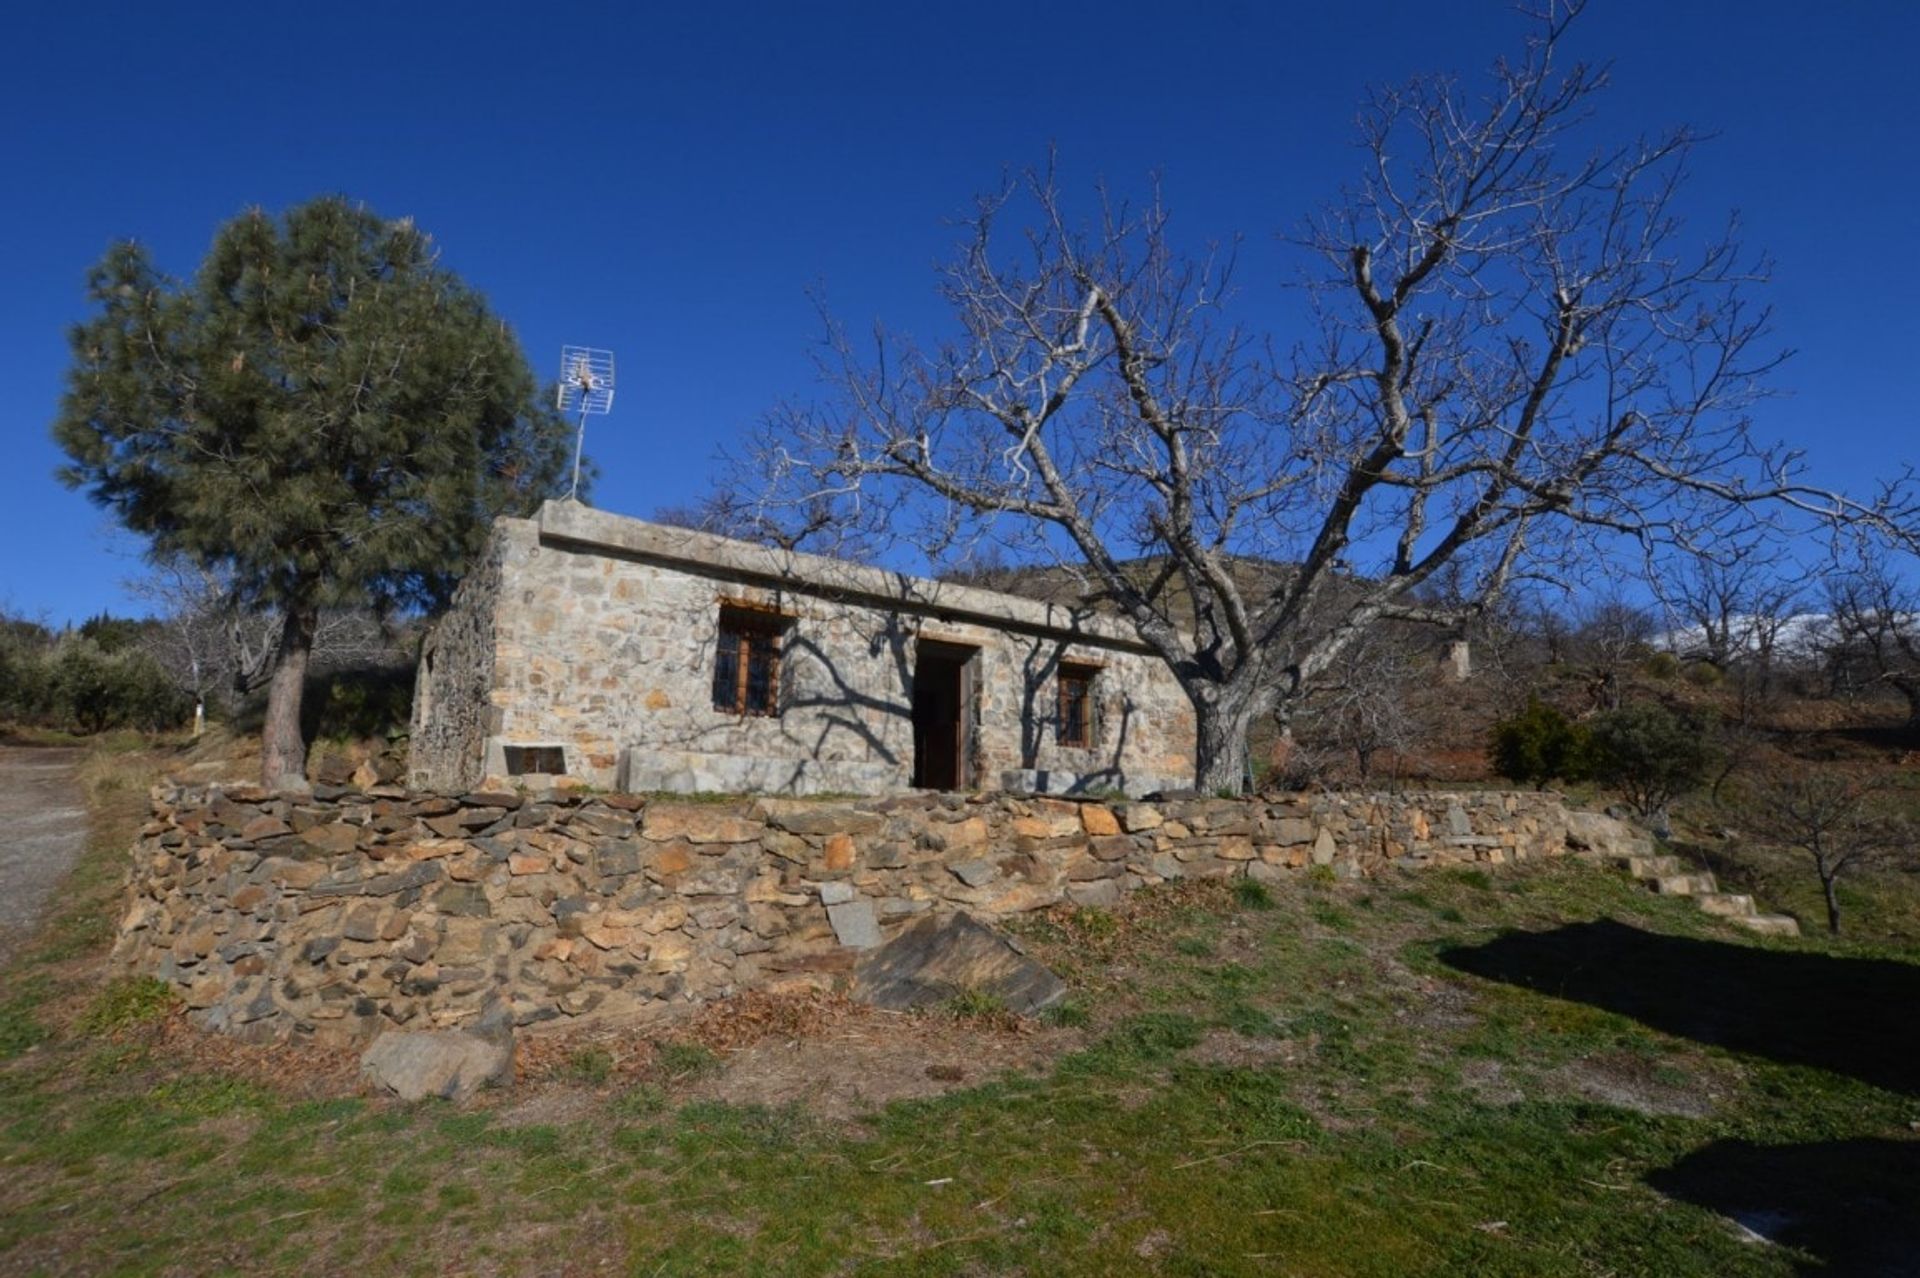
[556,345,615,502]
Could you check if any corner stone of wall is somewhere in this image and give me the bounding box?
[112,782,1591,1045]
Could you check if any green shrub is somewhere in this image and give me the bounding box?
[1642,651,1681,680]
[1683,661,1725,687]
[1586,700,1716,816]
[3,634,186,735]
[1489,696,1592,787]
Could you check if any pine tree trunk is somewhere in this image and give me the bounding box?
[261,605,316,794]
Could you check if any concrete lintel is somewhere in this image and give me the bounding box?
[533,501,1160,655]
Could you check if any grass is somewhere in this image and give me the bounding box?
[652,1040,720,1080]
[2,738,1917,1273]
[564,1046,615,1086]
[940,987,1011,1019]
[78,976,177,1034]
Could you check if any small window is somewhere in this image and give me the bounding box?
[712,606,788,716]
[504,744,566,775]
[1057,663,1099,748]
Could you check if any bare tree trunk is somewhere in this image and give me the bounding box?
[261,603,316,794]
[1192,685,1259,795]
[1822,872,1843,936]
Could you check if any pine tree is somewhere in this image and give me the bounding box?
[54,196,574,790]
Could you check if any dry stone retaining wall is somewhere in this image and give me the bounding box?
[114,783,1594,1044]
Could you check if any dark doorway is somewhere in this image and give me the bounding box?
[912,641,976,790]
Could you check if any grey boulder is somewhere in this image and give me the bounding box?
[853,911,1066,1016]
[361,1028,513,1103]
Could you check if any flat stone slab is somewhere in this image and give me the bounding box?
[826,898,882,949]
[949,858,997,888]
[360,1029,512,1103]
[853,911,1066,1015]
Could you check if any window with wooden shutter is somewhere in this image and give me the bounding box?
[1057,663,1098,748]
[712,606,788,716]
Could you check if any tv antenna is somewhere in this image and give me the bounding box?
[556,345,615,502]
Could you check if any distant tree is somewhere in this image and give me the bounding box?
[1587,700,1715,818]
[1293,625,1424,783]
[0,614,53,725]
[1821,551,1920,730]
[1659,550,1805,727]
[129,556,403,731]
[1570,597,1655,711]
[77,613,154,655]
[735,5,1913,791]
[54,197,573,790]
[43,637,184,735]
[1756,768,1911,935]
[1525,597,1575,669]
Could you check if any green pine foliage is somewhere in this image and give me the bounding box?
[1488,696,1592,788]
[52,197,576,780]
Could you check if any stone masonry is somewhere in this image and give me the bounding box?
[113,781,1607,1045]
[409,502,1197,797]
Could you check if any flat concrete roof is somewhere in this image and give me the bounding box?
[533,500,1159,655]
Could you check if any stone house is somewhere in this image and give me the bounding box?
[410,501,1196,797]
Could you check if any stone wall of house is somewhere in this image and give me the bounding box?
[412,508,1197,798]
[113,781,1602,1045]
[410,529,507,792]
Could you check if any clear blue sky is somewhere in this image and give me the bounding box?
[3,1,1915,624]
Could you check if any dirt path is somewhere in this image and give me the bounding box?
[0,746,87,967]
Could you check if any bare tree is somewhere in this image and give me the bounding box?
[1290,624,1425,784]
[651,490,872,559]
[1656,549,1806,725]
[131,558,405,728]
[738,4,1915,791]
[1757,768,1911,935]
[1570,596,1654,711]
[1822,551,1920,730]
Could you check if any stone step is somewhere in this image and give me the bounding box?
[1696,892,1756,918]
[1647,872,1718,897]
[1625,854,1683,879]
[1731,913,1801,938]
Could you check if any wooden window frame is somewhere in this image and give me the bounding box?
[712,606,788,717]
[1056,663,1099,749]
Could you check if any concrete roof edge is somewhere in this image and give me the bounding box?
[533,500,1158,653]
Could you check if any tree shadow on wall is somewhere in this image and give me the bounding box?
[1645,1137,1920,1277]
[1437,920,1920,1097]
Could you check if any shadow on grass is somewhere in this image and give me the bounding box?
[1645,1137,1920,1277]
[1437,920,1920,1096]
